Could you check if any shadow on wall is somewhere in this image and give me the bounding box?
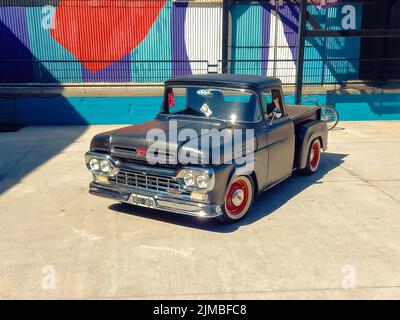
[0,19,87,195]
[109,152,348,233]
[0,18,34,83]
[326,86,400,120]
[15,96,162,125]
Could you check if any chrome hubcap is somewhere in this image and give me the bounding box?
[231,189,244,206]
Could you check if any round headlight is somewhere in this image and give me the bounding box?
[100,160,111,173]
[89,158,99,171]
[196,175,208,189]
[183,173,195,186]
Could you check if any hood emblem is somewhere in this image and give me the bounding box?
[136,146,147,157]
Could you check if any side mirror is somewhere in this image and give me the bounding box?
[269,108,282,125]
[273,108,282,119]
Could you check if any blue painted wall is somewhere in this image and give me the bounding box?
[16,97,163,125]
[0,97,15,123]
[13,93,400,125]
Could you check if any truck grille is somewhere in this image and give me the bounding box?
[112,156,179,168]
[111,145,176,164]
[108,169,184,193]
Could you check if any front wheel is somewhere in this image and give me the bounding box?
[217,176,254,224]
[301,139,321,175]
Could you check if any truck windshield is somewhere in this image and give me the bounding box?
[162,87,261,122]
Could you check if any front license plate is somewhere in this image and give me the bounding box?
[129,193,155,208]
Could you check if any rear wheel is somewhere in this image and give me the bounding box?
[302,139,321,175]
[217,176,254,224]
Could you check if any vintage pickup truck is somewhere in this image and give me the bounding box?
[85,75,327,223]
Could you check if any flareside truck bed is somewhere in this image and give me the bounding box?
[286,105,322,126]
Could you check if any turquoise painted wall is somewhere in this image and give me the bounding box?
[305,3,362,84]
[228,2,363,84]
[130,3,172,83]
[13,93,400,125]
[16,97,162,125]
[230,3,263,75]
[26,7,83,83]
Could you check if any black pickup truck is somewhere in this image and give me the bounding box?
[85,75,327,223]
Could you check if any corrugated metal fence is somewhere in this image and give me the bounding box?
[0,0,391,85]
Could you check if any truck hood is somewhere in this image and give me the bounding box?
[90,115,250,165]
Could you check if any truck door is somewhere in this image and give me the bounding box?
[260,88,295,187]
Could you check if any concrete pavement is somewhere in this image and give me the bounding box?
[0,121,399,299]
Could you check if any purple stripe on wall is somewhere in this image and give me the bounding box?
[81,52,132,83]
[0,7,34,83]
[171,2,191,77]
[277,4,299,65]
[0,7,31,48]
[261,3,272,76]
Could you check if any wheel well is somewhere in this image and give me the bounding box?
[249,172,259,196]
[231,169,258,197]
[296,135,324,170]
[317,136,323,149]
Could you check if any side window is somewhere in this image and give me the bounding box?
[253,98,262,121]
[260,89,283,119]
[260,89,273,114]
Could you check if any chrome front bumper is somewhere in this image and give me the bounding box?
[89,182,222,218]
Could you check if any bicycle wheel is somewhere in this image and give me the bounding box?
[321,106,339,130]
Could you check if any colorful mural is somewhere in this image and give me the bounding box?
[0,0,361,84]
[51,0,166,73]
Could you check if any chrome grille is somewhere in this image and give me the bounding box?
[108,169,184,193]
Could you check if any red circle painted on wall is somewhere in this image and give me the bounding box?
[50,0,166,73]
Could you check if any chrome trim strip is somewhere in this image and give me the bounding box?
[89,182,221,218]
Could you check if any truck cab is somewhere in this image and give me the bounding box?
[85,74,328,223]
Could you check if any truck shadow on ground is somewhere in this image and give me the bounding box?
[109,152,347,233]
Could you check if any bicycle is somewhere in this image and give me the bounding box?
[302,95,339,130]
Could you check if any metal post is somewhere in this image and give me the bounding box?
[221,0,232,74]
[295,0,307,105]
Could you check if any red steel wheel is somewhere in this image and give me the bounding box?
[310,139,321,171]
[302,138,321,175]
[219,176,254,223]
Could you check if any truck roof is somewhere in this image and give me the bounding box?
[165,74,282,91]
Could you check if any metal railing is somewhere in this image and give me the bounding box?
[219,58,400,85]
[0,60,209,84]
[0,58,399,85]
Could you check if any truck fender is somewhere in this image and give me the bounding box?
[296,120,328,170]
[232,156,269,197]
[211,158,260,204]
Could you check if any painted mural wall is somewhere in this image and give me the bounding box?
[0,0,361,84]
